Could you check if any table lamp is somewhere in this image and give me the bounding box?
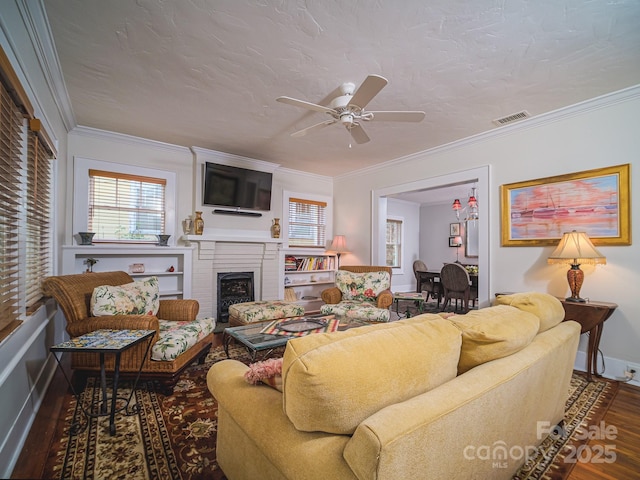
[328,235,350,268]
[547,230,606,303]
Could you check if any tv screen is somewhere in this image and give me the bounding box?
[203,162,272,211]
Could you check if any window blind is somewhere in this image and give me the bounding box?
[288,197,327,248]
[0,82,25,334]
[25,127,53,308]
[88,169,166,242]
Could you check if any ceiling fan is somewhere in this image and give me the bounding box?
[276,75,425,144]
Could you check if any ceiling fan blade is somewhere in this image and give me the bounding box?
[347,123,370,144]
[366,111,426,122]
[276,96,336,115]
[349,75,388,109]
[291,119,337,138]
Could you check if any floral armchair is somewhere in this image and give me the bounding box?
[320,265,393,322]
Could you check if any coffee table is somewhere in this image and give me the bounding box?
[223,315,369,361]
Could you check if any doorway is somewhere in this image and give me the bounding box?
[371,166,490,308]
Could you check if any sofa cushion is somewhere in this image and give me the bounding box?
[494,292,565,333]
[281,315,461,434]
[335,270,390,304]
[91,276,160,316]
[448,305,540,374]
[151,317,216,361]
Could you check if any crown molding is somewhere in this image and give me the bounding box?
[18,0,75,132]
[190,146,280,172]
[70,125,191,155]
[338,84,640,181]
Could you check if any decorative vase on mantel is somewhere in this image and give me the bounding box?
[194,211,204,235]
[271,218,281,238]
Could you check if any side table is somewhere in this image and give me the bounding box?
[50,329,155,435]
[393,292,428,318]
[560,299,617,382]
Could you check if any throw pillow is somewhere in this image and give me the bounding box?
[91,276,160,316]
[244,357,283,391]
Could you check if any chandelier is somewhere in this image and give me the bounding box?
[452,187,479,221]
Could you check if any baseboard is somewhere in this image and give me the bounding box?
[573,350,640,387]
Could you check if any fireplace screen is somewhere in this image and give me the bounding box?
[217,272,255,322]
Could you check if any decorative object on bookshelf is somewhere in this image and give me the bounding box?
[168,265,175,272]
[194,211,204,235]
[78,232,95,245]
[84,258,98,273]
[130,263,145,273]
[284,287,297,302]
[156,234,171,246]
[271,218,281,238]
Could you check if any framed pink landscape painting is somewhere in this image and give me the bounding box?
[500,164,630,246]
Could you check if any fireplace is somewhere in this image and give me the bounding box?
[217,272,255,323]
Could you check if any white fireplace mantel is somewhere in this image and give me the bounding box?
[184,230,282,245]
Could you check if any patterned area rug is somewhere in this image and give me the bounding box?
[43,344,618,480]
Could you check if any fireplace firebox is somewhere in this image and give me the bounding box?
[217,272,255,323]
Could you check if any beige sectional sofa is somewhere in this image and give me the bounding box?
[207,292,581,480]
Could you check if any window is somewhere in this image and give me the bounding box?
[88,170,166,242]
[0,48,56,341]
[386,218,403,268]
[288,197,327,248]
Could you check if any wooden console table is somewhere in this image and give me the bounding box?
[559,299,617,381]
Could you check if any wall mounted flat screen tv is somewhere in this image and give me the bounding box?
[203,162,272,211]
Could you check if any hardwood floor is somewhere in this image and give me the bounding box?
[10,336,640,479]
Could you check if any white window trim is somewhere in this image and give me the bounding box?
[72,157,176,242]
[282,190,333,250]
[387,215,405,275]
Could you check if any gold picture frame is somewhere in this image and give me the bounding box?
[500,164,630,246]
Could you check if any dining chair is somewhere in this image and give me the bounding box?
[413,260,441,306]
[439,263,473,313]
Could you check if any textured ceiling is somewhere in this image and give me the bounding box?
[44,0,640,177]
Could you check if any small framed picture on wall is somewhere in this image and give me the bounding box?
[450,223,460,236]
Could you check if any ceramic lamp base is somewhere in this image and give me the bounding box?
[566,264,585,302]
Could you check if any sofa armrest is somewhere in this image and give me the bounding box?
[207,360,357,480]
[157,299,199,321]
[376,289,393,309]
[66,315,160,340]
[321,287,343,305]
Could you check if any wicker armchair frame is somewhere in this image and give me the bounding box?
[320,265,393,310]
[43,271,213,393]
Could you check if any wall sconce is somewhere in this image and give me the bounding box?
[328,235,350,268]
[547,230,606,302]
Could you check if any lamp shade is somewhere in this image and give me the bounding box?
[547,231,606,266]
[328,235,349,254]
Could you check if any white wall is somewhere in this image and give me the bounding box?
[386,198,420,292]
[334,88,640,383]
[0,2,69,476]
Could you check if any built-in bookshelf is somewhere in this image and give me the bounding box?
[61,245,194,299]
[283,253,336,313]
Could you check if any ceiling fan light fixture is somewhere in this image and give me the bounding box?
[340,113,354,126]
